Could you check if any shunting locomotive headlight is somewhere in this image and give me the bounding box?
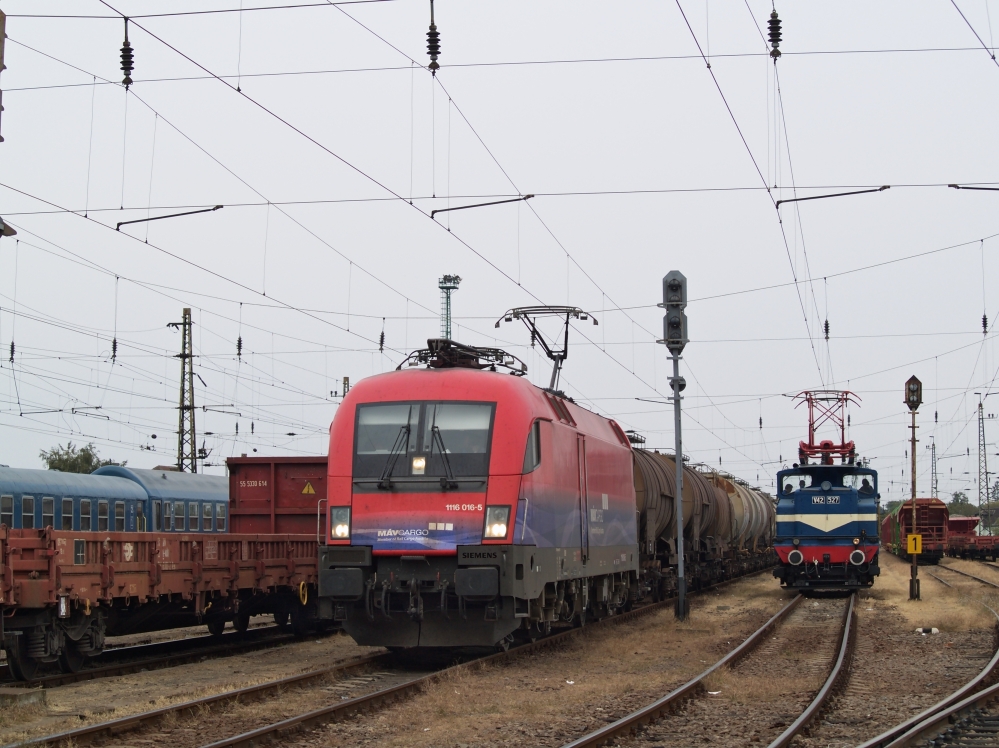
[483,505,511,539]
[412,456,426,475]
[330,506,351,539]
[853,537,860,546]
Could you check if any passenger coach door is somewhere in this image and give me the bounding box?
[577,435,588,563]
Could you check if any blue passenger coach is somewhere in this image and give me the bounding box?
[92,467,229,532]
[0,466,228,533]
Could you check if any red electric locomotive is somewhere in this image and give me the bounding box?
[318,340,639,648]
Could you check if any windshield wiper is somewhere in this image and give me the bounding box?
[378,424,411,490]
[430,425,458,490]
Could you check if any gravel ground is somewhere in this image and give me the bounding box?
[0,630,380,744]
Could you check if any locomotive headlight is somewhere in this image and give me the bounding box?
[412,456,426,475]
[483,506,511,539]
[792,538,800,547]
[853,537,860,546]
[330,507,351,540]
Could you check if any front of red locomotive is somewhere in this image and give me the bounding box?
[317,351,638,648]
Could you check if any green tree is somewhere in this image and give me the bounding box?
[948,490,978,517]
[39,442,125,474]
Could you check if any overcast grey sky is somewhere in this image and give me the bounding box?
[0,0,997,502]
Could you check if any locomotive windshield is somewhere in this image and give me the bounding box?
[780,469,876,495]
[354,401,495,479]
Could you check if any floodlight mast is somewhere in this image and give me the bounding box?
[495,306,597,392]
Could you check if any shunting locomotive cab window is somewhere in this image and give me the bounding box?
[781,474,813,494]
[523,421,542,473]
[22,496,34,529]
[0,496,11,527]
[843,473,877,493]
[354,401,495,479]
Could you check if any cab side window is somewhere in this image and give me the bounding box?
[523,421,542,473]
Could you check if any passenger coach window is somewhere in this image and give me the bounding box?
[164,501,173,530]
[98,501,108,531]
[22,496,34,529]
[1,495,13,527]
[523,421,542,473]
[62,499,73,530]
[42,498,54,528]
[217,504,226,531]
[175,502,185,531]
[80,500,92,531]
[190,504,199,531]
[203,503,213,532]
[153,501,162,532]
[114,502,125,531]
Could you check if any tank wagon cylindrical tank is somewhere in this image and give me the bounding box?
[631,450,776,594]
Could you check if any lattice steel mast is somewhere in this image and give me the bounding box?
[979,395,990,533]
[169,308,197,473]
[439,275,461,340]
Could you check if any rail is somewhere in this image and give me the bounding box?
[857,600,999,748]
[766,593,856,748]
[560,594,805,748]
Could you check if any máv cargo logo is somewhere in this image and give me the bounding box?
[376,529,429,538]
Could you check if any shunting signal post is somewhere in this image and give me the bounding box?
[906,375,923,600]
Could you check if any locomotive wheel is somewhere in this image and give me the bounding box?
[58,641,86,674]
[6,637,39,681]
[206,618,226,637]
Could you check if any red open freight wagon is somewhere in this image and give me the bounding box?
[0,456,330,681]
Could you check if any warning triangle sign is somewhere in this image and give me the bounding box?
[302,482,316,495]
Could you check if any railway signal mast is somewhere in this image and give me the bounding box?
[905,375,922,600]
[660,271,689,621]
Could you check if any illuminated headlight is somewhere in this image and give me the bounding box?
[483,506,511,539]
[853,537,860,546]
[412,456,426,475]
[330,507,351,540]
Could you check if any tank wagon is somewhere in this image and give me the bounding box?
[317,339,775,649]
[773,391,881,589]
[881,498,947,563]
[0,467,228,534]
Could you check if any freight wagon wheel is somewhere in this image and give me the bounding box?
[234,610,251,634]
[5,637,39,681]
[206,618,226,637]
[58,641,85,674]
[273,610,290,629]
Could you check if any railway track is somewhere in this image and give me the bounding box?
[0,624,304,688]
[855,580,999,748]
[561,593,855,748]
[9,567,774,747]
[935,561,999,589]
